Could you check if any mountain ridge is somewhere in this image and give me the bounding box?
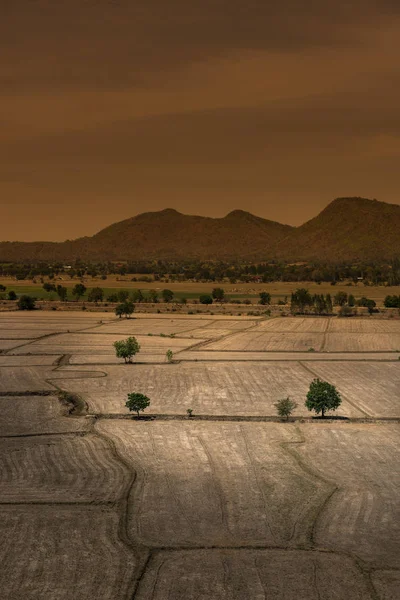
[1,197,399,262]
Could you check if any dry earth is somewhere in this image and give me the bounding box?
[0,311,399,599]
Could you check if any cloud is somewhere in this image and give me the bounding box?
[1,1,400,89]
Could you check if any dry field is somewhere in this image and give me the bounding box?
[0,311,399,599]
[0,505,137,600]
[54,362,368,417]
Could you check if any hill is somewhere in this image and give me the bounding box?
[0,198,399,262]
[273,197,400,262]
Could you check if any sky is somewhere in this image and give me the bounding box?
[1,1,400,241]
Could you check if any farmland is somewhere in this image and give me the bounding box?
[0,311,399,599]
[1,275,400,306]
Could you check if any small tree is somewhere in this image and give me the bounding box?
[166,349,173,363]
[56,285,68,301]
[274,397,298,421]
[113,336,140,363]
[43,282,56,293]
[88,287,104,303]
[162,289,174,303]
[148,289,159,303]
[17,295,36,310]
[117,289,130,302]
[305,378,342,418]
[259,292,271,305]
[199,294,213,304]
[126,392,150,418]
[212,287,225,302]
[72,283,86,301]
[123,301,135,318]
[8,290,17,301]
[115,303,125,318]
[334,291,348,307]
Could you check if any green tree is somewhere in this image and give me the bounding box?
[8,290,17,301]
[123,301,135,318]
[212,287,225,302]
[113,336,140,363]
[148,289,159,303]
[72,283,86,300]
[326,293,333,313]
[162,289,174,303]
[334,291,348,306]
[291,288,312,313]
[88,287,104,302]
[56,285,68,301]
[305,378,342,418]
[43,282,56,293]
[115,304,125,318]
[166,349,173,363]
[0,284,6,292]
[259,292,271,305]
[348,294,355,307]
[117,289,130,302]
[17,295,36,310]
[199,294,213,304]
[274,397,298,421]
[125,392,150,418]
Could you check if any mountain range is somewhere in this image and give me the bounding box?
[1,197,399,263]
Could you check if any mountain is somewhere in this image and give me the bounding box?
[273,197,400,262]
[0,198,399,262]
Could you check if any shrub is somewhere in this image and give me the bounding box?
[274,397,298,421]
[17,295,36,310]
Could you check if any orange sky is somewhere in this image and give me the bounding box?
[1,1,400,241]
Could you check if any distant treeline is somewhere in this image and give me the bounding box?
[1,258,400,286]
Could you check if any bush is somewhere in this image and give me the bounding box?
[17,295,36,310]
[199,294,213,305]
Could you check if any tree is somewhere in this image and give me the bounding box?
[115,304,125,318]
[56,285,68,301]
[291,288,312,313]
[212,287,225,302]
[199,294,213,304]
[334,291,348,306]
[113,336,140,363]
[17,295,36,310]
[88,287,104,303]
[162,289,174,303]
[148,289,159,303]
[259,292,271,305]
[274,397,298,421]
[43,282,56,293]
[125,392,150,418]
[166,349,173,363]
[326,293,333,313]
[0,284,6,292]
[305,378,342,418]
[384,295,400,308]
[72,283,86,300]
[348,294,356,307]
[117,289,130,302]
[8,290,17,301]
[123,301,135,318]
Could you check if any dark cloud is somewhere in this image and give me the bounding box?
[1,1,400,89]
